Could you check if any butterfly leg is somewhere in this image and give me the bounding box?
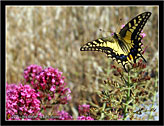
[140,53,147,63]
[122,63,128,73]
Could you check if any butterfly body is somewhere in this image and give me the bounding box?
[80,12,151,72]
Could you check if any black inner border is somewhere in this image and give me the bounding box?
[1,0,163,126]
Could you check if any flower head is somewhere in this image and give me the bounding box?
[6,83,42,120]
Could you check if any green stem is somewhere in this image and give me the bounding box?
[99,102,106,120]
[123,71,131,120]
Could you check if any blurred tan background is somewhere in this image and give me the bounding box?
[6,6,158,115]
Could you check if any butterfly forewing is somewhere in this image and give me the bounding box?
[81,37,114,52]
[119,12,151,40]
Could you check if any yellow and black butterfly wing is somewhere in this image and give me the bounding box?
[80,37,130,71]
[119,12,151,41]
[80,12,151,72]
[80,37,117,53]
[111,12,151,71]
[118,12,151,63]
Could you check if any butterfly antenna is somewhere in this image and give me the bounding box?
[99,28,113,36]
[115,18,123,33]
[99,28,113,33]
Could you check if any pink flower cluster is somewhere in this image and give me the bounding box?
[23,65,72,104]
[48,110,72,120]
[77,104,94,120]
[56,110,73,120]
[6,83,43,120]
[77,116,94,120]
[24,64,43,86]
[48,104,94,120]
[7,64,94,120]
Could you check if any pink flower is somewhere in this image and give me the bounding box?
[54,69,59,74]
[23,65,43,86]
[48,96,52,101]
[50,86,56,92]
[77,116,94,120]
[141,32,146,38]
[121,24,125,28]
[6,83,42,120]
[52,78,56,83]
[56,111,73,120]
[28,109,33,114]
[59,79,64,84]
[85,116,94,120]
